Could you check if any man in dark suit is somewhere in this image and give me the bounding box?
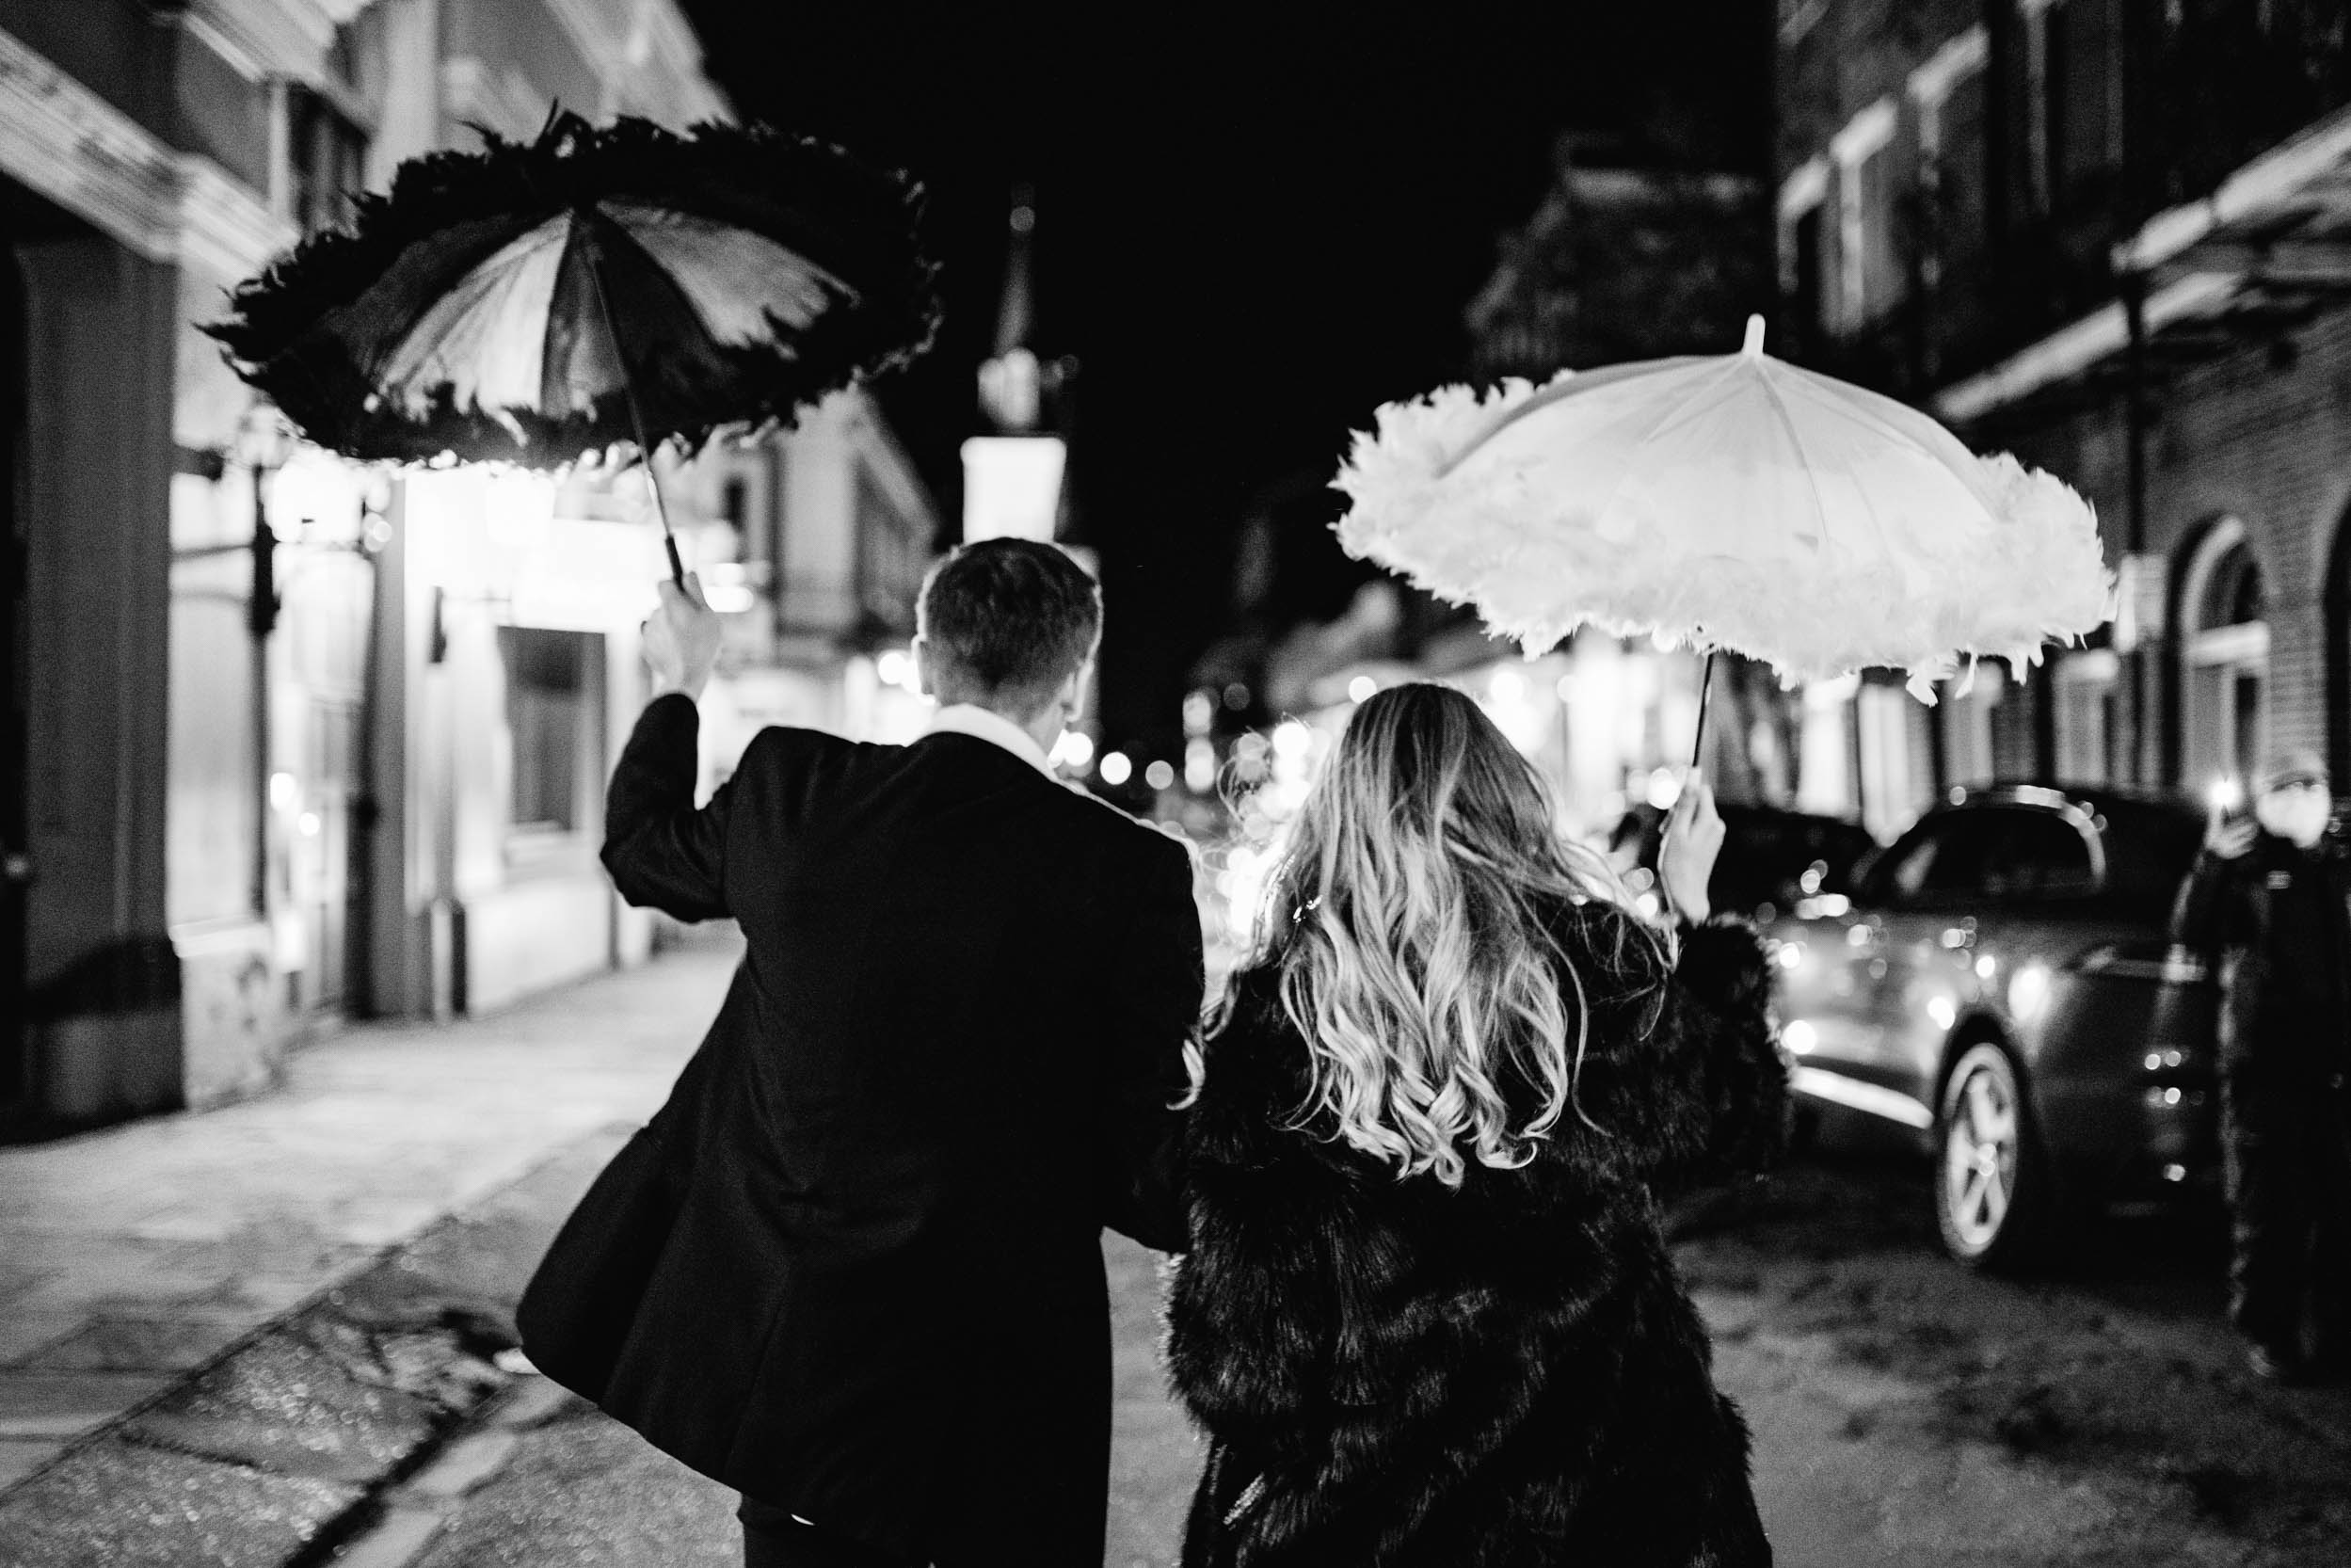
[517,539,1205,1568]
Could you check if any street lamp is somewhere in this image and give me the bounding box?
[234,405,296,640]
[239,408,295,915]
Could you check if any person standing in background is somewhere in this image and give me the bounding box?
[2172,748,2351,1384]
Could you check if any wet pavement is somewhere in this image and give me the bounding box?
[0,932,735,1564]
[8,933,2349,1566]
[0,1137,610,1568]
[292,1151,2351,1568]
[1678,1143,2351,1567]
[343,1233,1196,1568]
[323,1167,2351,1568]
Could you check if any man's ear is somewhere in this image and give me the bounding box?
[1061,659,1094,723]
[910,634,935,699]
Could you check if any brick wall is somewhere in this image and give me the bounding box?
[1993,310,2351,785]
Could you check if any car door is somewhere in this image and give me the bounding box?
[1850,808,2023,1128]
[1877,803,2108,1111]
[1773,814,1961,1132]
[1957,803,2104,1062]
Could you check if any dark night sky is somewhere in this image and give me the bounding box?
[681,2,1768,755]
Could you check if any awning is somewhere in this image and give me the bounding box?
[1935,101,2351,427]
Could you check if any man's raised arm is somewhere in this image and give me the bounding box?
[602,576,734,922]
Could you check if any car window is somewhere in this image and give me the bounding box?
[2093,804,2201,906]
[1982,810,2097,899]
[1866,817,1978,904]
[1867,808,2095,907]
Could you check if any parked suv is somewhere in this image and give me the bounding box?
[1765,784,2215,1269]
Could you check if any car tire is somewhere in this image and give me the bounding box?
[1934,1042,2050,1271]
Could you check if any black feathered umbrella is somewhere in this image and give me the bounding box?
[207,110,939,579]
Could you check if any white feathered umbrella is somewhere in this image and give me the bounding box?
[1334,316,2113,720]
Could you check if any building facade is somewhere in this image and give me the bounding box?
[1,0,937,1136]
[1777,0,2351,820]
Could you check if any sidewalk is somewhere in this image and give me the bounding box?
[0,930,736,1497]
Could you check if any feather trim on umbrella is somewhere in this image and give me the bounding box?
[1333,335,2115,704]
[204,111,940,468]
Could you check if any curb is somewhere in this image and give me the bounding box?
[319,1374,577,1568]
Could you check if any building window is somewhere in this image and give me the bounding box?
[1779,159,1831,346]
[501,627,603,837]
[2054,649,2119,783]
[2038,0,2119,212]
[2180,520,2267,794]
[286,83,368,235]
[1911,27,1989,302]
[1831,99,1901,328]
[1857,680,1932,841]
[1941,671,2003,788]
[1797,674,1860,819]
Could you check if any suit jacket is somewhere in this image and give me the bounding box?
[517,695,1204,1567]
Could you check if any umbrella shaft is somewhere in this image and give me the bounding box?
[1690,649,1717,772]
[582,231,686,586]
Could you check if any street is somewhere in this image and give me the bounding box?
[367,1175,2351,1568]
[7,939,2350,1567]
[6,942,2349,1565]
[356,1234,1199,1568]
[1684,1157,2351,1566]
[377,1179,2351,1568]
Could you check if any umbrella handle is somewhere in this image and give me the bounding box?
[1659,648,1718,928]
[582,232,688,588]
[1689,648,1717,773]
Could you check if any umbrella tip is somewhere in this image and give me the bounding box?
[1742,315,1766,357]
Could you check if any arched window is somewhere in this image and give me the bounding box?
[2179,519,2267,793]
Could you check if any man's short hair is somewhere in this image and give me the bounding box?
[917,538,1101,712]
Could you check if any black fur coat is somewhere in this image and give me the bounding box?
[1165,903,1784,1568]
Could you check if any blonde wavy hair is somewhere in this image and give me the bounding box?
[1199,682,1664,1187]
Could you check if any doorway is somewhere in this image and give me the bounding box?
[2178,519,2267,794]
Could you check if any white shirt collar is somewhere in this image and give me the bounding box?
[924,703,1058,778]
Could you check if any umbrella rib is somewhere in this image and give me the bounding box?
[1809,387,1929,449]
[1637,355,1754,446]
[1776,380,1915,562]
[1576,358,1752,545]
[1436,356,1701,478]
[1788,374,2004,514]
[1754,370,1836,553]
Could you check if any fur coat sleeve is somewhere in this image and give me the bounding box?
[1559,904,1788,1194]
[1164,904,1782,1566]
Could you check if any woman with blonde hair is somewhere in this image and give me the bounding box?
[1168,681,1783,1567]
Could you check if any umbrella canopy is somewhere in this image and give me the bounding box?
[1333,317,2112,700]
[205,111,939,468]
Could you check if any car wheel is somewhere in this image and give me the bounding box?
[1935,1043,2049,1270]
